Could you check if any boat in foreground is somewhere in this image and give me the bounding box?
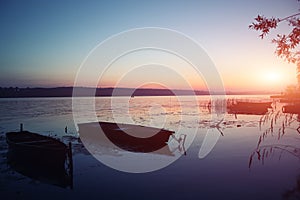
[6,131,68,167]
[6,130,73,188]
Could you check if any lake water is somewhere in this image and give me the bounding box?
[0,95,299,199]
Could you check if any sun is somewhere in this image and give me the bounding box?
[265,72,281,82]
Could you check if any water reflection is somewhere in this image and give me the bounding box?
[249,111,300,167]
[1,96,299,199]
[169,134,187,155]
[247,104,300,199]
[7,148,73,189]
[283,175,300,200]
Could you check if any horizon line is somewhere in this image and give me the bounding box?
[0,86,282,94]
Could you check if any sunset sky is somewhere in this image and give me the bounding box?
[0,0,299,92]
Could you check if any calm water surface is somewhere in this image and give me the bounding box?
[0,95,299,199]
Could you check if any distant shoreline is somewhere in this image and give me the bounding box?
[0,87,279,98]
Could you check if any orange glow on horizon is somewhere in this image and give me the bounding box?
[92,62,296,92]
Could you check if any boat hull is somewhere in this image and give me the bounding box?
[78,121,174,154]
[282,104,300,114]
[6,131,68,168]
[227,101,272,115]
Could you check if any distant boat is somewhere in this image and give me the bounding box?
[227,101,272,115]
[271,93,300,103]
[6,131,68,167]
[78,121,174,155]
[282,103,300,114]
[270,94,284,99]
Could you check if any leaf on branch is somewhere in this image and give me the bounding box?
[287,17,300,27]
[272,29,300,63]
[249,15,279,38]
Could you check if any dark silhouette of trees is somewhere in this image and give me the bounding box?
[249,5,300,88]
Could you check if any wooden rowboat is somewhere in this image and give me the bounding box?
[78,121,174,155]
[6,130,73,188]
[6,131,68,167]
[282,103,300,114]
[227,101,272,115]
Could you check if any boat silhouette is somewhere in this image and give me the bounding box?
[227,101,272,115]
[282,103,300,114]
[6,130,73,188]
[78,121,174,156]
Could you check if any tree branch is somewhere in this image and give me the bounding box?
[279,12,300,22]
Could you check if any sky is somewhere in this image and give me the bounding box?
[0,0,299,92]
